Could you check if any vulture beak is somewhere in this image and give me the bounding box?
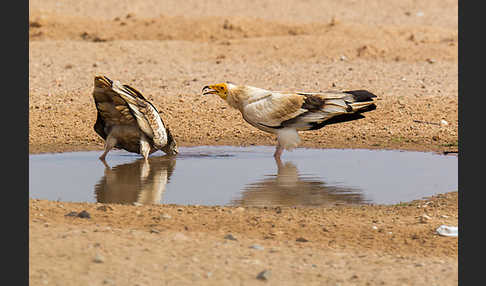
[202,85,218,95]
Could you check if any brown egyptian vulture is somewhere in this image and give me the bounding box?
[202,82,377,160]
[92,75,178,161]
[95,156,176,205]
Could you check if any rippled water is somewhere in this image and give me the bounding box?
[29,146,458,207]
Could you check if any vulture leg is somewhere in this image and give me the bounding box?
[273,141,283,163]
[140,135,151,161]
[99,134,117,161]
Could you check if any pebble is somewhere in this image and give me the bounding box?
[93,253,105,263]
[436,225,458,237]
[296,237,309,242]
[419,214,431,223]
[64,210,91,219]
[224,234,237,241]
[440,119,449,126]
[64,211,78,217]
[249,244,264,251]
[160,213,172,219]
[78,210,91,219]
[256,270,271,281]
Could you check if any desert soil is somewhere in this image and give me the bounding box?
[29,0,458,285]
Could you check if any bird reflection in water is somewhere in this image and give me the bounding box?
[95,156,176,205]
[233,159,366,207]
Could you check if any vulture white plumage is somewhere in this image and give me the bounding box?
[202,82,377,160]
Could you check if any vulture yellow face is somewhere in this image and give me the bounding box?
[202,83,229,100]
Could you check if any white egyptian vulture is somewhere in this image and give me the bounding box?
[202,83,377,160]
[92,75,178,161]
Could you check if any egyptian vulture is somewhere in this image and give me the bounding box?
[92,75,178,161]
[202,83,376,160]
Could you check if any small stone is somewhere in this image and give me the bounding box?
[250,245,264,251]
[419,214,431,223]
[256,270,271,281]
[93,253,105,263]
[65,211,78,217]
[150,229,160,234]
[160,213,172,219]
[296,237,309,242]
[436,225,458,237]
[224,234,237,241]
[440,119,449,126]
[77,210,91,219]
[372,226,378,230]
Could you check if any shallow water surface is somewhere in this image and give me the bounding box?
[29,146,457,207]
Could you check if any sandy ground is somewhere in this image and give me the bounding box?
[29,0,458,285]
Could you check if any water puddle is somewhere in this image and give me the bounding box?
[29,146,458,207]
